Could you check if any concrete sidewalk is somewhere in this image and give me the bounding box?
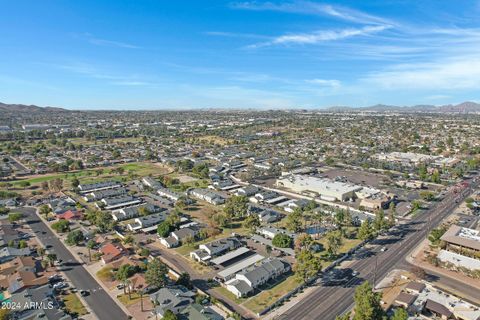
[34,207,133,319]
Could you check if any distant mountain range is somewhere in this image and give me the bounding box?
[1,101,479,113]
[326,101,480,113]
[0,102,67,113]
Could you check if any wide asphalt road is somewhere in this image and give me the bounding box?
[278,177,480,320]
[21,207,129,320]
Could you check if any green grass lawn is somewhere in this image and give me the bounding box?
[63,293,88,316]
[117,292,142,306]
[213,286,248,305]
[242,275,301,314]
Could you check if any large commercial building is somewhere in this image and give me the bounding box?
[440,225,480,254]
[276,174,362,201]
[376,152,459,167]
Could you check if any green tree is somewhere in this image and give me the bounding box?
[87,239,96,262]
[419,191,435,201]
[358,219,374,241]
[8,212,23,223]
[95,211,115,233]
[294,249,322,283]
[162,310,178,320]
[390,308,408,320]
[138,206,151,217]
[65,230,85,246]
[71,177,80,188]
[46,253,57,267]
[51,220,70,233]
[224,195,249,218]
[145,258,168,289]
[123,235,135,245]
[176,272,193,289]
[116,264,136,295]
[39,204,51,217]
[428,227,447,246]
[157,221,173,237]
[294,233,314,251]
[431,171,441,184]
[335,313,351,320]
[353,281,385,320]
[286,208,303,233]
[243,214,260,233]
[373,209,386,231]
[18,240,28,249]
[272,234,293,248]
[326,230,343,256]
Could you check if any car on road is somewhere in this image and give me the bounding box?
[352,270,359,277]
[380,246,388,252]
[80,290,90,297]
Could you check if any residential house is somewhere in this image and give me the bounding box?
[190,238,241,263]
[100,242,126,264]
[189,188,225,205]
[181,304,224,320]
[225,258,290,298]
[78,181,122,194]
[57,210,83,220]
[111,203,164,222]
[149,286,196,318]
[127,212,167,232]
[99,195,142,210]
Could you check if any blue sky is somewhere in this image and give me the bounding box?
[1,0,480,109]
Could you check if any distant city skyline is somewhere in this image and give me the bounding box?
[2,1,480,109]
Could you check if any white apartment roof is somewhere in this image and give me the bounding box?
[437,250,480,270]
[412,283,480,320]
[211,247,250,266]
[217,254,264,279]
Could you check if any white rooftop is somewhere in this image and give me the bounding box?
[210,247,250,266]
[217,254,264,279]
[412,283,480,320]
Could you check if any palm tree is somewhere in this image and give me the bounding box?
[138,284,144,312]
[86,240,96,262]
[45,253,57,268]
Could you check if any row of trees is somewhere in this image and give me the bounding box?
[336,281,408,320]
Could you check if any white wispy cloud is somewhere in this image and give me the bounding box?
[248,25,390,48]
[230,1,394,25]
[203,31,269,40]
[88,37,140,49]
[73,33,140,49]
[305,78,341,87]
[361,56,480,90]
[56,62,159,87]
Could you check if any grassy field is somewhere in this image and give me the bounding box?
[242,275,300,314]
[195,135,235,146]
[9,162,173,189]
[63,293,88,316]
